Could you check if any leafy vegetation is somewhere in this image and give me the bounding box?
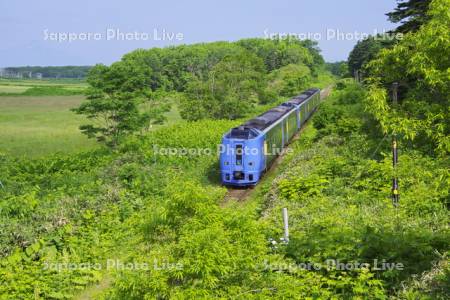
[2,77,447,299]
[72,63,170,147]
[180,50,266,120]
[0,120,238,299]
[325,61,349,77]
[347,36,395,77]
[365,0,449,156]
[21,86,84,96]
[260,82,449,299]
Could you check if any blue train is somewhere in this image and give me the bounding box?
[220,88,321,186]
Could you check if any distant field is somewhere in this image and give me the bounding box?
[0,95,98,157]
[0,78,87,95]
[0,77,87,86]
[0,94,182,158]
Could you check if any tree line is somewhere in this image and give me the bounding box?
[2,66,92,78]
[74,38,327,146]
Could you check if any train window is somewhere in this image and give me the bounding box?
[226,174,230,180]
[249,174,254,181]
[236,145,243,165]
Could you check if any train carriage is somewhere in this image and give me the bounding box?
[220,88,321,186]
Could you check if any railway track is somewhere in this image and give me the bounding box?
[320,85,333,99]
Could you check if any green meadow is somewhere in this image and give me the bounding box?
[0,79,182,157]
[0,95,97,157]
[0,78,87,96]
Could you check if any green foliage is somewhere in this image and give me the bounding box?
[237,38,317,72]
[2,76,448,299]
[262,83,449,299]
[266,64,311,98]
[72,63,170,147]
[279,174,328,200]
[365,0,450,156]
[0,86,85,97]
[313,83,367,138]
[347,36,395,76]
[99,37,328,122]
[6,21,448,299]
[181,51,266,120]
[0,119,237,299]
[326,61,349,77]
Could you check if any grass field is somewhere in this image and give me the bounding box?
[0,77,87,86]
[0,95,98,157]
[0,93,182,158]
[0,78,87,95]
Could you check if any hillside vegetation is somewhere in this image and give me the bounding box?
[1,82,447,299]
[1,1,449,297]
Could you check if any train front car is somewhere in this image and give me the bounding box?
[220,88,321,187]
[220,126,265,186]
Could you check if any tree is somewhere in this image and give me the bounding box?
[299,39,325,75]
[267,64,311,97]
[4,66,92,78]
[326,61,349,78]
[387,0,432,33]
[180,51,266,120]
[237,38,314,72]
[72,62,169,147]
[75,37,325,124]
[347,36,394,77]
[366,0,450,155]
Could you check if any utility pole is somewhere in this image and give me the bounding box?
[354,70,359,82]
[392,82,399,208]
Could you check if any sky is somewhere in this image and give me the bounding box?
[0,0,398,67]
